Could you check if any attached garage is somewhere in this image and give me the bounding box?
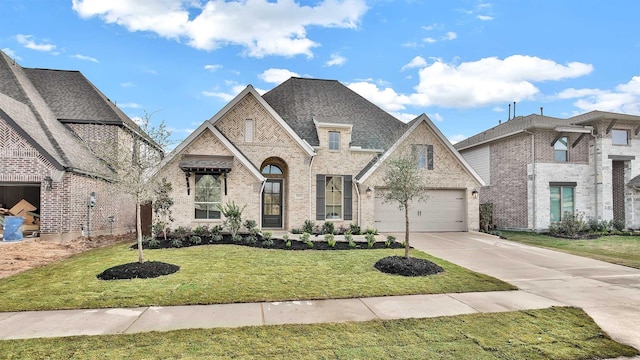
[374,189,467,232]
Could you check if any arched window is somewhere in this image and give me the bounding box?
[261,164,283,175]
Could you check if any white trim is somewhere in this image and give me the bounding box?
[350,146,384,153]
[358,114,485,186]
[313,119,353,130]
[554,126,593,133]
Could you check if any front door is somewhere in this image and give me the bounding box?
[262,179,283,228]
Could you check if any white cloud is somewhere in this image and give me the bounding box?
[15,34,56,52]
[448,134,467,144]
[1,48,20,60]
[204,64,222,72]
[423,37,437,44]
[428,112,444,122]
[326,53,346,67]
[556,76,640,114]
[202,84,246,101]
[118,102,141,108]
[442,31,457,41]
[71,54,99,62]
[72,0,368,58]
[346,55,594,118]
[259,68,300,84]
[477,15,493,21]
[401,56,427,71]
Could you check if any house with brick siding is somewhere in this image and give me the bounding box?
[0,50,161,241]
[156,77,483,233]
[455,111,640,231]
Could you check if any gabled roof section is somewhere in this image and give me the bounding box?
[262,77,408,150]
[209,84,315,156]
[155,121,265,182]
[569,110,640,124]
[0,50,114,179]
[24,68,159,149]
[358,114,485,186]
[454,114,581,151]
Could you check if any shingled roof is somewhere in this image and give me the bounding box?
[0,50,119,178]
[24,68,157,146]
[262,77,408,150]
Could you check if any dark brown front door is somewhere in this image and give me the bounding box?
[262,179,283,228]
[612,161,625,223]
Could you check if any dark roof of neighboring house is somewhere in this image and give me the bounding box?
[24,68,157,146]
[454,114,581,150]
[0,50,118,178]
[262,77,408,150]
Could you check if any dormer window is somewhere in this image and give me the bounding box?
[329,131,340,150]
[554,136,568,162]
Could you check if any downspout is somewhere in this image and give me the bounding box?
[524,129,536,230]
[308,155,316,221]
[591,129,599,221]
[354,181,361,226]
[259,180,266,228]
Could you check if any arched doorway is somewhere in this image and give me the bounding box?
[260,158,287,228]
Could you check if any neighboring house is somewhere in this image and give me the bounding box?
[0,50,161,241]
[155,77,483,233]
[455,111,640,231]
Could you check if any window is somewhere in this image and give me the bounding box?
[554,137,568,162]
[414,144,433,170]
[550,185,574,223]
[261,164,282,175]
[328,131,340,150]
[325,176,343,219]
[194,174,222,219]
[245,119,254,142]
[611,129,629,145]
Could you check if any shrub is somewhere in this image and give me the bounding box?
[344,233,356,248]
[291,228,302,234]
[232,234,243,243]
[192,225,210,237]
[283,234,291,248]
[148,237,160,249]
[173,226,190,240]
[611,219,625,232]
[325,233,336,248]
[337,225,348,235]
[189,235,202,245]
[301,232,313,248]
[321,222,335,235]
[262,238,275,247]
[349,224,361,235]
[263,231,272,241]
[302,220,314,234]
[365,233,376,248]
[218,201,246,238]
[170,238,183,248]
[385,235,396,248]
[588,218,609,233]
[244,219,257,232]
[244,235,257,244]
[364,227,378,235]
[549,212,588,237]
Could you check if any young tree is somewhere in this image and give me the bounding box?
[382,155,429,258]
[101,112,172,263]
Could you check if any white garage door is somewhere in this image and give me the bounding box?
[374,189,466,232]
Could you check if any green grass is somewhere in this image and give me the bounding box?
[502,231,640,269]
[0,243,514,311]
[1,307,636,359]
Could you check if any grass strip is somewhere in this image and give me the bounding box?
[0,307,637,359]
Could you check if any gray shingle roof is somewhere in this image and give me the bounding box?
[454,114,578,150]
[24,68,157,146]
[0,50,115,178]
[262,77,408,150]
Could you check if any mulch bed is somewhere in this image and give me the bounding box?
[106,236,440,279]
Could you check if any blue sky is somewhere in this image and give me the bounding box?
[2,0,640,145]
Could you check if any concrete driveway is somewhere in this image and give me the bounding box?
[401,231,640,351]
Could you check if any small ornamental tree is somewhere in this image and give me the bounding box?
[152,178,174,241]
[382,155,429,258]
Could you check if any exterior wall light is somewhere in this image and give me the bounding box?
[366,186,373,197]
[43,176,53,191]
[471,188,479,199]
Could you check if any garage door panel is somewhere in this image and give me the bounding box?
[375,190,466,232]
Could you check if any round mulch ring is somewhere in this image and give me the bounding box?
[97,261,180,280]
[374,255,444,277]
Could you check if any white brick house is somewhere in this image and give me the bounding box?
[455,111,640,231]
[156,78,483,233]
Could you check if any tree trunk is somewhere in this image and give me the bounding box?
[136,201,144,263]
[404,201,410,258]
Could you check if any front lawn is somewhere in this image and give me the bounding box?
[502,231,640,270]
[0,243,514,312]
[1,307,637,359]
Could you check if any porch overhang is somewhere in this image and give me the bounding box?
[179,155,233,195]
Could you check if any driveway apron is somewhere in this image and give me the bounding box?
[405,231,640,350]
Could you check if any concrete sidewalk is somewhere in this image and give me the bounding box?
[0,290,562,340]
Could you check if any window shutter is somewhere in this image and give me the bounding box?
[427,145,434,170]
[343,175,353,220]
[316,174,325,220]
